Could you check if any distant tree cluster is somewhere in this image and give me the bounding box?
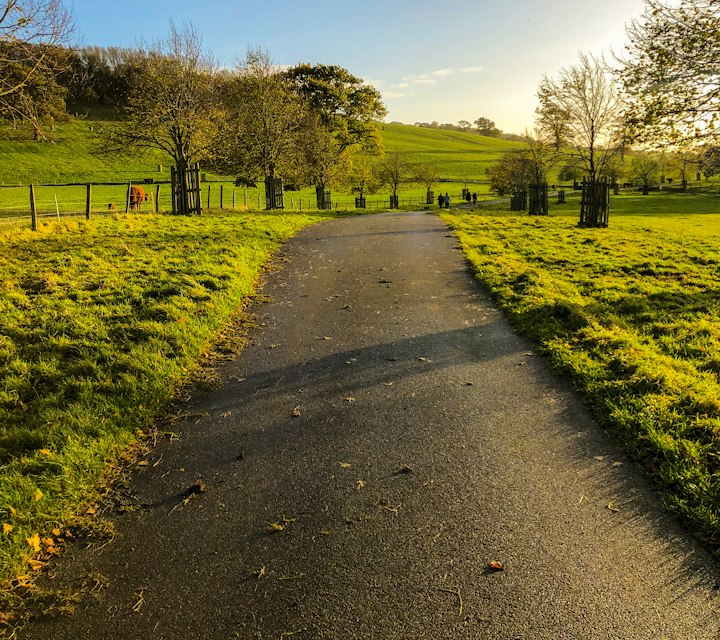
[412,117,505,138]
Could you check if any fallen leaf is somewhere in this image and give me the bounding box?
[339,462,352,469]
[255,565,266,578]
[137,460,149,467]
[51,528,61,537]
[395,465,413,475]
[344,396,357,402]
[38,449,52,457]
[2,523,13,534]
[27,559,45,571]
[86,507,96,515]
[356,479,366,490]
[611,461,623,467]
[488,561,505,571]
[464,382,474,386]
[418,357,431,362]
[382,381,394,386]
[33,489,43,502]
[292,405,302,417]
[607,502,620,512]
[593,455,607,461]
[8,506,16,516]
[42,538,54,547]
[26,533,40,552]
[266,522,285,533]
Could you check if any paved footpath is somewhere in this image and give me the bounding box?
[22,211,720,639]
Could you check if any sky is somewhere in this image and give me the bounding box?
[68,0,648,134]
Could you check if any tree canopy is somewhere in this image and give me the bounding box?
[285,63,386,154]
[621,0,720,145]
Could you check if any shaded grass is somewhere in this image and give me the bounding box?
[0,210,339,591]
[443,198,720,552]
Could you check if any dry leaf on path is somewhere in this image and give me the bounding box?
[611,461,623,467]
[292,406,302,417]
[339,462,352,469]
[356,480,366,490]
[593,455,607,461]
[607,502,620,512]
[488,561,505,571]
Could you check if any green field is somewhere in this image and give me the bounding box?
[0,116,521,225]
[443,191,720,553]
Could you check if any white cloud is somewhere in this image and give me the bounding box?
[383,91,407,99]
[400,66,484,86]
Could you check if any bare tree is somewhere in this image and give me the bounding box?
[106,23,221,214]
[0,0,74,136]
[537,53,625,182]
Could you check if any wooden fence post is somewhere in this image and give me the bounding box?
[257,193,261,209]
[85,184,92,219]
[244,187,247,207]
[30,184,37,231]
[207,184,211,209]
[232,189,236,209]
[220,184,224,209]
[155,184,160,212]
[125,181,132,214]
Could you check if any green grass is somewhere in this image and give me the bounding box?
[443,190,720,553]
[0,210,342,597]
[381,122,521,180]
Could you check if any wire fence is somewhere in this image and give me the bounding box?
[0,181,475,231]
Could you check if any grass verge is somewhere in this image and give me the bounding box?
[0,209,341,595]
[443,198,720,554]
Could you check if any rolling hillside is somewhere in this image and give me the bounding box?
[0,115,522,187]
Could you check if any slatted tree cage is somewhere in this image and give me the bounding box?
[265,176,284,210]
[579,177,610,227]
[529,183,549,216]
[170,162,202,215]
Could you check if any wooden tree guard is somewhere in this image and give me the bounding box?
[529,183,548,216]
[29,184,37,230]
[426,190,434,205]
[316,187,332,210]
[86,184,92,219]
[557,189,566,204]
[265,177,285,210]
[510,189,527,211]
[355,196,366,209]
[170,162,202,215]
[389,195,399,209]
[579,177,610,227]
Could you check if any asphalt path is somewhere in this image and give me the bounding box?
[21,211,720,639]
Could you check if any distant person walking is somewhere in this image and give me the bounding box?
[472,192,477,207]
[443,193,450,209]
[465,191,471,206]
[438,194,444,209]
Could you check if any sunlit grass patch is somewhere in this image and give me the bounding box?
[443,206,720,552]
[0,209,338,588]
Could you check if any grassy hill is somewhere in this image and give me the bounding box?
[380,123,522,181]
[0,115,522,187]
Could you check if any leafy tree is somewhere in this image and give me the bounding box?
[699,146,720,179]
[488,151,534,196]
[63,46,139,108]
[0,0,73,137]
[286,63,386,154]
[473,116,501,137]
[106,23,222,214]
[621,0,720,145]
[457,119,472,131]
[558,163,582,183]
[414,164,440,192]
[345,153,380,198]
[535,81,571,150]
[631,152,663,194]
[214,48,305,190]
[376,151,410,200]
[537,53,624,182]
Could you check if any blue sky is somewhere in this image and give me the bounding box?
[69,0,647,134]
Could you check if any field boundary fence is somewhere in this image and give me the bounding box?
[0,181,475,231]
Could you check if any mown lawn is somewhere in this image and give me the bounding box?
[443,191,720,553]
[0,210,340,593]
